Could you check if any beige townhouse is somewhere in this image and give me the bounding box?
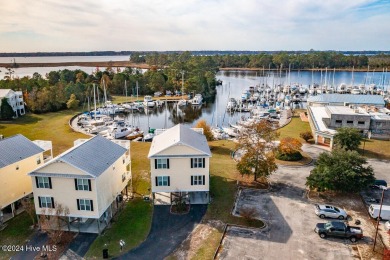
[29,135,131,233]
[148,124,211,205]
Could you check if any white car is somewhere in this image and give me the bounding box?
[315,204,348,220]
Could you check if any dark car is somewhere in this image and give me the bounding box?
[314,221,363,242]
[370,179,388,189]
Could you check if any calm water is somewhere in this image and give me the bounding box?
[117,70,390,132]
[0,56,389,131]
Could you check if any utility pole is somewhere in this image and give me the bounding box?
[373,186,387,251]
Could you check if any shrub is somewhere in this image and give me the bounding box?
[276,151,303,161]
[300,131,313,142]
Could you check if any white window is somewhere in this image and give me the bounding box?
[76,179,90,191]
[78,199,93,211]
[37,177,50,188]
[192,175,205,185]
[156,159,168,169]
[191,158,204,168]
[39,196,54,208]
[157,176,170,186]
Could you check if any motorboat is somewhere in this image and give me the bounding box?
[226,98,237,111]
[337,83,346,94]
[143,96,156,108]
[191,94,203,105]
[351,86,361,95]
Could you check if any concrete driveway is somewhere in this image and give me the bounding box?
[117,205,206,260]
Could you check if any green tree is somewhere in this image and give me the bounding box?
[306,149,374,193]
[0,97,15,119]
[236,120,279,181]
[334,127,362,151]
[67,94,80,109]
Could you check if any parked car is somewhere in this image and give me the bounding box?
[314,221,363,242]
[370,179,388,189]
[314,204,348,220]
[369,204,390,220]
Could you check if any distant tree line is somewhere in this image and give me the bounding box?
[131,51,390,69]
[0,52,218,114]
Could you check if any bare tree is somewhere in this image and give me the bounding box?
[39,203,70,245]
[21,197,36,226]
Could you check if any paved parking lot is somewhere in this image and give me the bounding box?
[220,185,356,260]
[218,144,387,260]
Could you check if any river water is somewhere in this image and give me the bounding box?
[0,56,389,132]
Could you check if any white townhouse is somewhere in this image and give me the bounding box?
[0,134,52,222]
[0,89,25,118]
[29,135,131,233]
[148,124,211,205]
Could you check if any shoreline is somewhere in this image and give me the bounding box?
[0,61,388,72]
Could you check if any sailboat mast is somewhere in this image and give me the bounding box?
[93,84,97,119]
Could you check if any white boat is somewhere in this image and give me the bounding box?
[226,98,237,111]
[359,84,367,94]
[222,126,240,138]
[191,94,203,105]
[143,95,156,108]
[299,86,307,94]
[351,86,361,95]
[126,130,144,140]
[326,86,334,94]
[337,83,346,94]
[177,99,187,107]
[108,127,133,139]
[284,95,291,104]
[143,133,155,142]
[211,127,229,140]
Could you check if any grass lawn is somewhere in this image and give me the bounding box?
[207,140,264,228]
[278,115,311,141]
[131,142,152,195]
[0,109,87,156]
[358,139,390,160]
[0,212,34,259]
[85,198,153,259]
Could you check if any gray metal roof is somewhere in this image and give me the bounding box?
[307,94,385,105]
[0,134,44,168]
[55,135,127,177]
[148,124,211,158]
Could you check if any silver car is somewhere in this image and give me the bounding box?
[315,204,348,220]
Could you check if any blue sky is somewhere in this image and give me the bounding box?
[0,0,389,52]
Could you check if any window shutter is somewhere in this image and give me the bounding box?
[167,159,170,169]
[155,177,159,186]
[167,176,170,186]
[48,177,52,189]
[90,200,94,211]
[154,159,157,169]
[38,196,42,208]
[203,158,205,168]
[51,197,55,208]
[35,177,39,188]
[203,175,205,185]
[88,179,92,191]
[74,179,78,190]
[77,199,80,210]
[191,176,193,185]
[191,158,193,168]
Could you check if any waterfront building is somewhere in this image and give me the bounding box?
[148,124,211,205]
[0,89,25,117]
[307,94,385,108]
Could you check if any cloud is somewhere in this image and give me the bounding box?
[0,0,389,51]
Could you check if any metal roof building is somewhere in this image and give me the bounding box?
[31,135,128,177]
[0,134,44,168]
[148,124,211,158]
[307,94,385,107]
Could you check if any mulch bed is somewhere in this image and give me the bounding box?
[170,204,191,215]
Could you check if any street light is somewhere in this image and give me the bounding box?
[373,185,388,251]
